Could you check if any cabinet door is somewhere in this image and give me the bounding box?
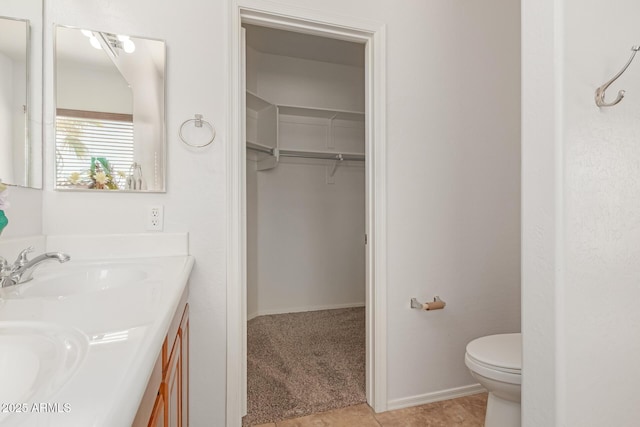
[165,337,182,427]
[179,306,189,427]
[149,392,165,427]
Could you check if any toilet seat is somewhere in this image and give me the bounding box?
[465,333,521,385]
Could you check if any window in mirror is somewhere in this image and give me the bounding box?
[55,109,134,189]
[55,25,166,192]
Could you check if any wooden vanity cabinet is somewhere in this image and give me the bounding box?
[164,334,182,426]
[162,301,189,427]
[179,307,189,426]
[133,295,189,427]
[148,392,165,427]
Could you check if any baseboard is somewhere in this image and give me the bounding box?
[386,384,486,411]
[248,302,365,320]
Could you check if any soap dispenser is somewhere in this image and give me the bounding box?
[127,163,145,190]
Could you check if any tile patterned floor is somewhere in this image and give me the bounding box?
[252,393,487,427]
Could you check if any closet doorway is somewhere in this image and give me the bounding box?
[244,24,366,425]
[227,5,387,427]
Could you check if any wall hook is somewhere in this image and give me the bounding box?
[595,45,640,108]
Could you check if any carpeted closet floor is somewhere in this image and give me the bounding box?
[242,307,366,426]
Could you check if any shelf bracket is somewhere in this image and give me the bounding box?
[327,113,338,149]
[256,147,277,171]
[326,154,343,184]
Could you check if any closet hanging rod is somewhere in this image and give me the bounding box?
[246,144,365,162]
[279,149,365,162]
[246,142,272,155]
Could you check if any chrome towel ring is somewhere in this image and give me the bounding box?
[179,114,216,148]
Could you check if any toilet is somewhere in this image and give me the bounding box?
[465,333,521,427]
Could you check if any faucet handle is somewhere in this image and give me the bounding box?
[14,246,34,266]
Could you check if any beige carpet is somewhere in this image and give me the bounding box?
[242,307,366,426]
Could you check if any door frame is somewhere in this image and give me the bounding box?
[226,2,388,425]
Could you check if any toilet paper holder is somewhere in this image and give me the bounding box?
[411,296,446,311]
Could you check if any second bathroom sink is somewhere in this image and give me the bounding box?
[0,321,88,423]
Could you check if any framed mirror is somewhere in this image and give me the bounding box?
[54,25,166,192]
[0,0,43,189]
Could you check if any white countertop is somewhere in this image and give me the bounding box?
[0,254,194,426]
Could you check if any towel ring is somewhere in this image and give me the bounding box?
[179,114,216,148]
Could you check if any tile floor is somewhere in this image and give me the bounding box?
[253,393,487,427]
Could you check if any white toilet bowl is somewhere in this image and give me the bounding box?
[465,333,521,427]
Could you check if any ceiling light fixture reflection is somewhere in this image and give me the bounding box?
[81,30,136,55]
[89,35,101,50]
[117,35,136,54]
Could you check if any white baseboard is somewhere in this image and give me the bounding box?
[386,384,486,411]
[247,302,365,321]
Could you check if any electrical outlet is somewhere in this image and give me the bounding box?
[147,205,164,231]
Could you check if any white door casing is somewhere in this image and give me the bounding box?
[227,2,387,425]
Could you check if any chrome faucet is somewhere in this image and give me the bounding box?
[0,247,70,288]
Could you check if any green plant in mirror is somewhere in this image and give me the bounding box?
[0,183,9,235]
[89,157,119,190]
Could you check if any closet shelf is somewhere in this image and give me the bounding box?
[278,105,364,122]
[246,90,365,121]
[246,91,273,112]
[246,91,365,173]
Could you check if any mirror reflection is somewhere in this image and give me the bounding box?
[55,25,166,192]
[0,17,30,188]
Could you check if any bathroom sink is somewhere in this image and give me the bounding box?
[15,266,148,298]
[0,321,88,423]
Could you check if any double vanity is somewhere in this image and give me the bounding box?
[0,1,192,424]
[0,233,193,426]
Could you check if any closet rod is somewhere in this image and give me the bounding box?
[246,144,365,162]
[280,149,365,162]
[246,142,272,155]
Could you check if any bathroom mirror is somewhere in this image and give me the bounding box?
[0,0,43,189]
[54,25,166,192]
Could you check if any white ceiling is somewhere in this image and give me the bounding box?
[55,26,165,75]
[244,24,365,68]
[56,26,113,69]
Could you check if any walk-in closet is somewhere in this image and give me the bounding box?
[243,24,366,425]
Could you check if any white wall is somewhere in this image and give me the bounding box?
[521,1,560,425]
[376,0,521,405]
[0,186,42,238]
[248,117,366,317]
[41,0,520,424]
[251,158,365,316]
[56,60,132,113]
[524,1,640,426]
[252,49,364,112]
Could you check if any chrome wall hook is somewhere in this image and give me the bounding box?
[595,45,640,108]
